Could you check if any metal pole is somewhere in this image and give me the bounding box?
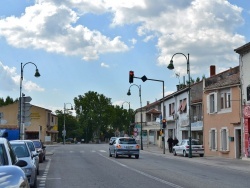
[139,85,143,150]
[19,63,23,140]
[187,53,192,158]
[63,103,65,145]
[162,81,165,154]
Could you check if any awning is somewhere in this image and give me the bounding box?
[178,103,182,111]
[46,130,59,134]
[181,100,187,111]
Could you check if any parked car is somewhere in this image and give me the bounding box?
[0,165,30,188]
[173,139,204,157]
[0,137,28,167]
[10,140,37,188]
[109,137,117,144]
[14,140,40,175]
[32,140,46,163]
[109,137,140,159]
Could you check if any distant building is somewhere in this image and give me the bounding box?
[0,102,58,143]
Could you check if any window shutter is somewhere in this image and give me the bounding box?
[215,129,218,151]
[219,129,222,151]
[226,129,229,151]
[209,130,211,150]
[214,92,218,113]
[207,95,210,114]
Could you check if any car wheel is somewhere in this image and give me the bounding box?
[200,154,204,157]
[183,150,188,157]
[43,155,46,161]
[128,155,131,158]
[31,175,37,188]
[135,155,139,159]
[115,151,118,158]
[109,150,112,157]
[173,149,177,156]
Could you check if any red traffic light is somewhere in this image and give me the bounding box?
[129,71,134,83]
[162,118,166,128]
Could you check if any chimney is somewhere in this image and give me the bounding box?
[210,65,216,77]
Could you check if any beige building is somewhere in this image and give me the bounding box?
[0,102,58,143]
[203,66,241,159]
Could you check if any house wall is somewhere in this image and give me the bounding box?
[240,51,250,158]
[203,86,241,158]
[0,102,58,143]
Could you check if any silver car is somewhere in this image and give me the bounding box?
[173,139,204,157]
[14,140,40,175]
[10,141,37,188]
[0,165,30,188]
[109,137,140,159]
[109,137,117,144]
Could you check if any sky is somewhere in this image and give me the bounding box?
[0,0,249,113]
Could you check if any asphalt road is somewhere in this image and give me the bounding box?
[37,143,250,188]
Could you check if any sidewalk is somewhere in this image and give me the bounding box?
[142,144,250,173]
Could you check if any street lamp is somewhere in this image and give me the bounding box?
[127,84,143,150]
[168,53,192,158]
[63,103,73,145]
[19,62,40,140]
[122,101,131,136]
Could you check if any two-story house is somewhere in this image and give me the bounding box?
[0,102,58,143]
[235,42,250,159]
[163,80,203,148]
[203,66,241,159]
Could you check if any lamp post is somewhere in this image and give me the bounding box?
[122,101,131,136]
[63,103,73,145]
[19,62,40,140]
[168,53,192,158]
[127,84,143,150]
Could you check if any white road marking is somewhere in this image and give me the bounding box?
[99,153,184,188]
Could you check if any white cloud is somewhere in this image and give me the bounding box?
[101,62,109,68]
[129,38,137,45]
[0,1,129,61]
[0,0,247,77]
[0,61,44,92]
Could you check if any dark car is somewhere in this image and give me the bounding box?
[32,140,46,163]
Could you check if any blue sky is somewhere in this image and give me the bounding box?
[0,0,249,113]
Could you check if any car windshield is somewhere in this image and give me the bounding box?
[119,138,136,144]
[33,141,42,148]
[26,142,35,152]
[11,144,30,158]
[187,140,201,145]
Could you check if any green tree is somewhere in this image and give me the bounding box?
[74,91,133,142]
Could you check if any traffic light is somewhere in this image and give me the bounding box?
[162,118,166,128]
[129,71,134,83]
[22,96,32,126]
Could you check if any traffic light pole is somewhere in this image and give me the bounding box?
[131,73,166,154]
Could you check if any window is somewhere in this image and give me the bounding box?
[181,98,187,113]
[207,92,217,114]
[169,103,175,116]
[220,91,231,110]
[220,128,229,151]
[247,85,250,101]
[209,129,217,150]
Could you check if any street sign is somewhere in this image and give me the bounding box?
[62,130,66,136]
[0,119,7,125]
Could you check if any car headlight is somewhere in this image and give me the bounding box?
[23,168,32,175]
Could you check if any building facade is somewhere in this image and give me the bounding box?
[235,42,250,159]
[203,66,241,158]
[0,102,58,143]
